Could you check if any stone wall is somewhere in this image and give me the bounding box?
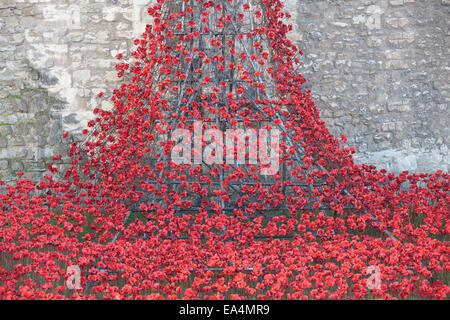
[286,0,449,173]
[0,0,448,184]
[0,0,157,183]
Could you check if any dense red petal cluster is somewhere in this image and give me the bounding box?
[0,0,448,300]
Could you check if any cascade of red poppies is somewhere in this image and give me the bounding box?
[0,0,448,300]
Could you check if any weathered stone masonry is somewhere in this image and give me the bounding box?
[0,0,448,184]
[288,0,449,173]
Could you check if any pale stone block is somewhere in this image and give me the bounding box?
[72,70,91,83]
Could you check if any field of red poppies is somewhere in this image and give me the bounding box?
[0,0,448,300]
